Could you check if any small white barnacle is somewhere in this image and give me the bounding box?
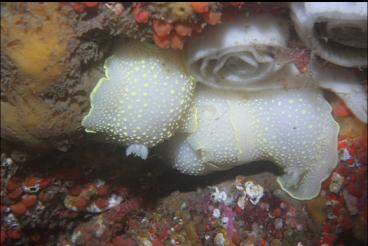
[82,41,195,159]
[209,186,227,203]
[244,181,264,205]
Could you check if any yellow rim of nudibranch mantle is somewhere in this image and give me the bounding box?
[276,101,340,200]
[82,40,194,131]
[81,55,112,133]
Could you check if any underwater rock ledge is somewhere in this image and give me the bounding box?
[0,2,367,246]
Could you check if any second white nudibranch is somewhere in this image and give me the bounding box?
[82,41,195,159]
[160,86,339,200]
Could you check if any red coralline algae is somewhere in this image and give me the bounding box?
[110,198,142,221]
[259,239,267,246]
[157,228,170,242]
[136,11,150,24]
[356,166,367,181]
[171,34,185,50]
[191,2,210,14]
[8,187,23,200]
[70,2,99,13]
[23,176,40,188]
[338,217,353,230]
[332,202,344,216]
[152,240,165,246]
[96,185,109,196]
[322,223,332,233]
[322,177,332,190]
[153,34,170,49]
[202,11,222,25]
[112,236,137,246]
[6,229,22,240]
[65,211,79,219]
[84,2,98,8]
[1,153,139,244]
[70,3,85,13]
[22,195,37,208]
[333,102,353,118]
[39,191,52,203]
[335,165,349,177]
[39,178,50,189]
[338,140,348,150]
[272,208,282,218]
[192,23,203,34]
[1,230,6,244]
[235,205,243,215]
[175,23,193,37]
[113,2,228,50]
[95,198,109,209]
[6,179,18,192]
[346,183,363,197]
[152,20,197,49]
[133,4,150,24]
[153,20,173,38]
[69,185,82,196]
[10,202,27,215]
[73,196,89,210]
[317,114,367,244]
[321,233,337,246]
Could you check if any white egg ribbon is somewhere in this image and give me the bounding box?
[290,2,367,67]
[310,57,367,123]
[185,14,299,91]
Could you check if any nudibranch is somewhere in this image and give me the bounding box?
[185,14,301,91]
[82,41,195,159]
[160,86,339,200]
[290,2,367,67]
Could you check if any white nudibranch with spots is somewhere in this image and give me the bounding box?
[82,41,195,159]
[161,86,339,200]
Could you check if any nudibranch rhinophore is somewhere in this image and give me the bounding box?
[290,2,368,67]
[82,41,195,159]
[160,86,339,200]
[185,14,301,91]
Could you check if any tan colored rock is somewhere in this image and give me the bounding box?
[2,3,74,84]
[0,3,102,150]
[0,67,101,150]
